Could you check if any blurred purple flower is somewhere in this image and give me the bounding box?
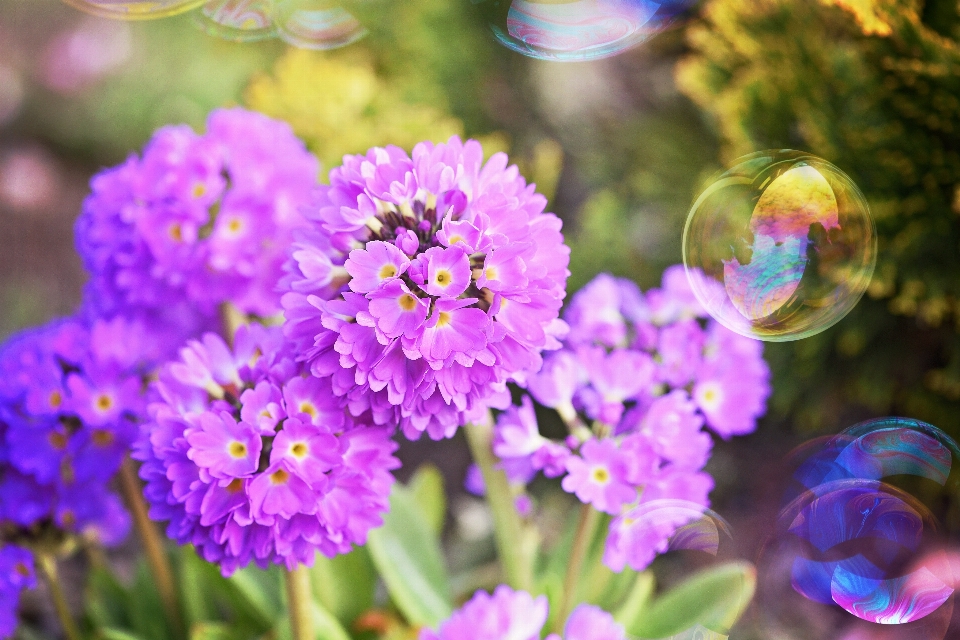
[0,544,34,639]
[134,325,399,575]
[75,108,320,352]
[0,315,154,545]
[281,137,570,440]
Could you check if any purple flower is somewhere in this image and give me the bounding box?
[0,316,150,544]
[75,108,319,346]
[134,326,400,575]
[281,137,570,440]
[635,391,712,470]
[0,545,34,639]
[562,439,637,515]
[561,604,626,640]
[420,586,625,640]
[526,350,583,422]
[419,585,548,640]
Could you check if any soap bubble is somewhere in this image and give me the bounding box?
[683,150,876,341]
[472,0,699,61]
[757,418,960,638]
[196,0,276,41]
[61,0,205,19]
[272,0,367,49]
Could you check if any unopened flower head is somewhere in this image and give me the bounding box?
[134,325,399,575]
[281,137,570,440]
[0,316,153,546]
[75,107,320,346]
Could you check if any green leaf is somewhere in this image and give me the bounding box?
[188,623,234,640]
[100,628,147,640]
[367,484,453,627]
[612,571,655,631]
[628,562,756,639]
[272,601,352,640]
[311,548,376,628]
[407,463,447,536]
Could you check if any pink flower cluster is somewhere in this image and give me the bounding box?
[420,585,625,640]
[134,325,399,575]
[488,269,770,572]
[281,137,570,440]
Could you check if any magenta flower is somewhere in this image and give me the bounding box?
[419,585,548,640]
[134,325,399,575]
[281,137,570,440]
[562,439,637,515]
[75,108,320,349]
[421,586,625,640]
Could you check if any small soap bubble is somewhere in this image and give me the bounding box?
[472,0,699,61]
[61,0,206,19]
[272,0,367,50]
[683,150,876,341]
[196,0,276,41]
[758,418,960,638]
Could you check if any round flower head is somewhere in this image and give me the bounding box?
[496,270,769,572]
[0,316,151,546]
[134,324,399,575]
[75,107,320,341]
[281,137,570,440]
[420,585,624,640]
[0,544,35,639]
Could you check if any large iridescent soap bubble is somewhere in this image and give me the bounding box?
[757,418,960,638]
[683,150,876,342]
[472,0,699,61]
[62,0,206,19]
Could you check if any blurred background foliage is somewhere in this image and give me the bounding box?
[3,1,960,634]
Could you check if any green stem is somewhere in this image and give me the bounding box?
[118,458,185,639]
[464,418,536,592]
[554,503,602,633]
[284,565,313,640]
[37,554,82,640]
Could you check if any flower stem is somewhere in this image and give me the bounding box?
[554,503,601,633]
[37,554,82,640]
[464,418,536,592]
[284,565,313,640]
[118,457,185,639]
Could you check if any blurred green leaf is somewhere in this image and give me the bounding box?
[273,601,352,640]
[612,571,656,631]
[408,463,447,536]
[100,628,147,640]
[310,548,377,628]
[367,484,453,627]
[188,623,233,640]
[628,562,756,639]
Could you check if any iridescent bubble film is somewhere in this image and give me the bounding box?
[758,418,960,638]
[683,150,876,341]
[196,0,276,41]
[472,0,698,61]
[273,0,367,50]
[61,0,206,19]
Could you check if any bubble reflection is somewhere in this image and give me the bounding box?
[196,0,276,41]
[759,418,960,637]
[62,0,206,20]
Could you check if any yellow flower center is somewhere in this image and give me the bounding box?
[435,270,451,286]
[227,218,243,234]
[291,442,308,459]
[448,235,464,245]
[485,267,498,281]
[95,394,114,411]
[228,441,248,459]
[591,466,611,484]
[270,468,290,485]
[191,183,207,198]
[436,311,452,328]
[92,429,114,446]
[399,293,418,311]
[49,390,62,409]
[298,402,318,419]
[169,223,183,242]
[14,562,29,578]
[226,478,244,494]
[379,264,398,279]
[48,431,68,450]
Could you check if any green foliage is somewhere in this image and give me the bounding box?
[366,478,453,628]
[677,0,960,431]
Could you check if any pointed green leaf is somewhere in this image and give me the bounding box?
[628,562,756,639]
[367,484,452,627]
[408,463,446,536]
[311,548,376,627]
[100,628,147,640]
[612,571,655,631]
